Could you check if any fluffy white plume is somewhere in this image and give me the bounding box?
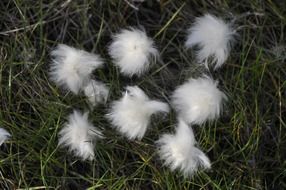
[83,79,109,107]
[172,76,226,125]
[107,86,169,140]
[58,110,102,161]
[49,44,103,94]
[108,28,158,76]
[157,120,211,177]
[185,14,235,69]
[0,128,10,146]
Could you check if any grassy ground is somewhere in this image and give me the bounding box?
[1,0,286,189]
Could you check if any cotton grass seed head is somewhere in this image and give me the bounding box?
[172,76,227,125]
[157,119,211,177]
[83,79,109,107]
[49,44,103,94]
[58,110,102,161]
[107,86,169,140]
[185,14,235,69]
[0,128,10,146]
[108,27,159,76]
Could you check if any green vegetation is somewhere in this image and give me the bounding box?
[0,0,285,189]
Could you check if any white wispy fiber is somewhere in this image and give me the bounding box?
[157,120,211,177]
[50,44,103,94]
[185,14,235,69]
[107,86,169,140]
[108,28,158,76]
[0,128,10,146]
[58,110,102,161]
[83,79,109,107]
[172,76,227,125]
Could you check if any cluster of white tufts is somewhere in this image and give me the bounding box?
[49,44,109,107]
[48,13,234,178]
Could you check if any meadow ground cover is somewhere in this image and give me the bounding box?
[0,0,285,189]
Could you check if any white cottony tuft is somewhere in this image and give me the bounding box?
[157,120,211,177]
[108,27,159,76]
[172,76,227,125]
[0,128,10,146]
[49,44,103,94]
[83,79,109,107]
[107,86,169,140]
[58,110,102,161]
[185,14,235,69]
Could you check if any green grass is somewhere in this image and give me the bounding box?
[0,0,286,189]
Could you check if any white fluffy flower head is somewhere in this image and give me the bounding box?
[0,128,10,146]
[50,44,103,94]
[109,28,158,76]
[157,120,211,177]
[185,14,235,69]
[107,86,169,140]
[83,79,109,107]
[58,110,102,161]
[172,76,226,125]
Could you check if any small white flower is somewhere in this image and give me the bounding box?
[83,79,109,107]
[58,110,102,161]
[49,44,103,94]
[0,128,10,146]
[185,14,235,69]
[108,28,158,76]
[172,76,226,125]
[157,119,211,177]
[107,86,169,140]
